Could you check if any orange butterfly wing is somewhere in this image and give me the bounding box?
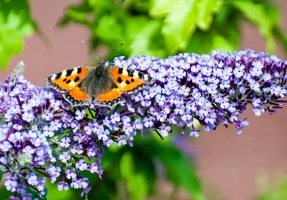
[109,67,151,93]
[45,66,92,105]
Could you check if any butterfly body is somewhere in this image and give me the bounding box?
[45,63,154,107]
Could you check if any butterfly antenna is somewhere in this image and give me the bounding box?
[81,40,101,62]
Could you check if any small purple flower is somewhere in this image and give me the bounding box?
[83,122,94,135]
[110,112,121,124]
[59,137,71,148]
[58,182,69,191]
[157,111,167,122]
[59,151,71,163]
[71,144,84,154]
[190,129,200,137]
[0,141,12,152]
[66,169,77,180]
[81,187,92,197]
[75,109,85,120]
[133,118,143,130]
[76,159,88,171]
[4,175,18,192]
[42,109,54,121]
[22,111,35,122]
[89,163,100,173]
[143,116,155,128]
[26,173,38,186]
[97,129,109,141]
[46,165,61,183]
[117,139,127,146]
[160,126,171,137]
[43,125,54,137]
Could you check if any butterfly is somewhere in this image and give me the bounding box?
[44,63,155,108]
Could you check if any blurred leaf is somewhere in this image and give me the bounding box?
[211,34,237,52]
[85,142,157,199]
[258,188,287,200]
[57,1,92,26]
[0,0,37,69]
[256,173,287,200]
[197,0,222,31]
[26,186,48,200]
[95,15,125,46]
[151,0,222,54]
[46,183,73,200]
[233,1,276,53]
[120,152,150,200]
[59,0,287,57]
[265,2,287,53]
[130,19,165,57]
[137,138,204,200]
[85,136,204,199]
[151,0,197,54]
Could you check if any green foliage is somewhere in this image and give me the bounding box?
[46,135,203,200]
[140,137,204,200]
[26,186,48,200]
[150,0,222,55]
[71,136,203,200]
[58,0,287,60]
[256,173,287,200]
[0,0,37,69]
[0,184,49,200]
[46,183,74,200]
[233,1,278,53]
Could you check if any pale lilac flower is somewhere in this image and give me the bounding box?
[76,159,88,171]
[66,169,77,180]
[75,109,85,120]
[59,151,71,163]
[71,144,84,154]
[58,182,69,191]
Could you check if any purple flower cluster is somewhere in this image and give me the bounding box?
[113,49,287,135]
[0,62,103,199]
[1,49,287,198]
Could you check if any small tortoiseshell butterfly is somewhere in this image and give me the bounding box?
[44,63,154,108]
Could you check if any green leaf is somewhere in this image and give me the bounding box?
[152,0,197,54]
[256,174,287,200]
[46,183,73,200]
[0,0,37,70]
[0,164,5,179]
[151,0,222,54]
[130,20,165,57]
[149,0,173,17]
[120,152,150,200]
[196,0,222,31]
[264,3,287,54]
[210,34,237,52]
[95,14,149,52]
[26,186,48,200]
[136,139,205,200]
[187,29,238,54]
[96,15,125,46]
[57,1,92,26]
[157,145,204,200]
[233,1,276,53]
